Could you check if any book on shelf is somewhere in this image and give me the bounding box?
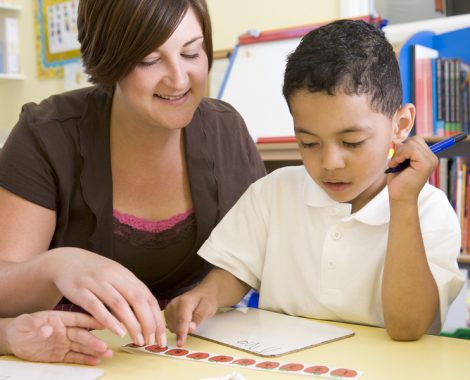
[400,26,470,139]
[430,157,470,254]
[411,47,469,137]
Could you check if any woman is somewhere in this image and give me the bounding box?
[0,0,265,359]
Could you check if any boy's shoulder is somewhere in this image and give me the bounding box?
[258,165,307,184]
[419,183,452,206]
[418,183,460,230]
[250,165,311,198]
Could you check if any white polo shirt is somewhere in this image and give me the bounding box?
[199,166,464,328]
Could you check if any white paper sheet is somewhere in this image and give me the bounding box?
[0,360,103,380]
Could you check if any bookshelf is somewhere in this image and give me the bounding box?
[0,1,23,80]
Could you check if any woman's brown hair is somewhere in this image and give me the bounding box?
[78,0,213,94]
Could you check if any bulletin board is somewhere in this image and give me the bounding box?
[34,0,80,79]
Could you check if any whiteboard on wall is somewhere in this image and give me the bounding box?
[217,18,371,143]
[218,37,301,142]
[217,15,470,143]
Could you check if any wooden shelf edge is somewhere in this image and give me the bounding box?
[0,3,22,12]
[256,142,300,161]
[458,255,470,265]
[0,73,25,80]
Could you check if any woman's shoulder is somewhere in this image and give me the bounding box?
[20,86,107,126]
[193,98,249,139]
[197,97,239,115]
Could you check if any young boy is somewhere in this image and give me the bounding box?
[166,20,464,343]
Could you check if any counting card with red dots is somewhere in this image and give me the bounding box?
[121,343,362,379]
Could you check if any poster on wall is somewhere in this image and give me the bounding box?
[34,0,80,79]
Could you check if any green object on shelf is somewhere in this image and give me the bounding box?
[440,328,470,340]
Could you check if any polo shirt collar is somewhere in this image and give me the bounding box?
[351,186,390,225]
[303,170,390,225]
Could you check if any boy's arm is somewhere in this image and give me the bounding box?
[383,136,440,341]
[165,268,251,346]
[383,201,439,341]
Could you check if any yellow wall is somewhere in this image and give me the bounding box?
[208,0,338,51]
[0,0,338,131]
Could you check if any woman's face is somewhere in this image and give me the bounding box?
[114,6,209,131]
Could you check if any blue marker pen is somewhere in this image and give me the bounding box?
[385,133,467,174]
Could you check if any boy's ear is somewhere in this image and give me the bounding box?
[391,103,415,143]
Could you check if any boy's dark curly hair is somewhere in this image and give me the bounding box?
[283,20,402,118]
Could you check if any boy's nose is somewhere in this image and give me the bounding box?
[321,147,346,170]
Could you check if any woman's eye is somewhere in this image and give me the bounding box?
[182,53,200,59]
[343,141,364,148]
[138,59,159,67]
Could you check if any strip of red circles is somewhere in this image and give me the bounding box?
[125,344,358,378]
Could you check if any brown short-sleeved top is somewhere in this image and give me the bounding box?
[0,86,266,298]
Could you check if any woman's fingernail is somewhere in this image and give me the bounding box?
[136,333,145,346]
[114,325,126,337]
[160,333,167,347]
[148,334,155,346]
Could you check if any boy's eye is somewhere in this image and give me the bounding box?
[300,142,318,149]
[343,141,364,148]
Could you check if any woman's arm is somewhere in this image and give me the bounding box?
[0,187,60,315]
[0,187,166,348]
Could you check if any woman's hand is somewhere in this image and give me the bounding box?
[45,248,166,347]
[4,311,112,365]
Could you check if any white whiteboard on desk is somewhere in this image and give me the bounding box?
[219,38,302,142]
[191,308,354,357]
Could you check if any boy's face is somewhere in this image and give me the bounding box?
[291,90,394,213]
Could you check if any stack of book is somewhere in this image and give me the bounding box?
[411,44,470,137]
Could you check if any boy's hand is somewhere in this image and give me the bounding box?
[165,287,218,347]
[386,136,438,203]
[5,311,113,365]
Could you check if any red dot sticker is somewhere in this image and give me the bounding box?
[280,363,304,371]
[165,349,189,356]
[331,368,358,378]
[304,365,330,374]
[187,352,210,360]
[145,345,168,353]
[125,343,140,348]
[232,358,256,366]
[208,355,234,363]
[255,361,280,369]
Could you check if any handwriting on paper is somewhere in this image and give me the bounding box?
[236,340,281,355]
